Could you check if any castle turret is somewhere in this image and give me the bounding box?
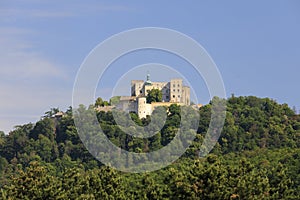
[137,97,152,118]
[145,71,152,86]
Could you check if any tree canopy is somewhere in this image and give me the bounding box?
[0,95,299,199]
[146,89,163,103]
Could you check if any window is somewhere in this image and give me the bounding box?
[140,90,143,93]
[173,84,175,87]
[166,95,169,99]
[178,89,180,92]
[173,95,175,98]
[178,84,180,87]
[178,95,180,98]
[173,89,175,92]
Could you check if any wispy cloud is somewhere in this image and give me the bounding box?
[0,27,71,133]
[0,1,134,133]
[75,4,133,13]
[0,8,74,19]
[0,2,133,21]
[0,80,72,133]
[0,27,67,80]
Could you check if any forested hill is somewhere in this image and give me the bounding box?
[0,96,299,199]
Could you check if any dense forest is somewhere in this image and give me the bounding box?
[0,96,299,199]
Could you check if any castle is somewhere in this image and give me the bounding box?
[116,73,190,118]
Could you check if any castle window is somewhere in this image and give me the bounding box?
[173,95,175,98]
[173,89,175,92]
[140,90,143,93]
[178,89,180,92]
[178,95,180,98]
[166,95,169,99]
[178,84,180,87]
[173,84,175,87]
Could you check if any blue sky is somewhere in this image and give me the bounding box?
[0,0,300,133]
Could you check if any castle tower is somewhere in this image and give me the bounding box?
[182,86,190,105]
[137,97,152,118]
[131,80,144,96]
[170,78,183,103]
[145,71,152,86]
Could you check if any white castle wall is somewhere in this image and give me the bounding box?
[123,77,191,118]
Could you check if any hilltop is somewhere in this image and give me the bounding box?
[0,96,299,199]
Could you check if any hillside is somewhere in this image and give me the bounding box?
[0,96,299,199]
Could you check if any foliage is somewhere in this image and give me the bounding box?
[146,89,163,103]
[0,96,299,199]
[109,96,121,106]
[95,97,109,107]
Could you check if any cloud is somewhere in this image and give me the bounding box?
[0,27,71,133]
[75,4,133,13]
[0,8,74,20]
[0,27,67,80]
[0,2,132,22]
[0,81,72,133]
[0,2,133,133]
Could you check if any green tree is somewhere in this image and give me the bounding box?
[146,89,162,103]
[95,97,104,107]
[44,108,60,118]
[29,118,55,141]
[2,161,61,199]
[110,96,121,106]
